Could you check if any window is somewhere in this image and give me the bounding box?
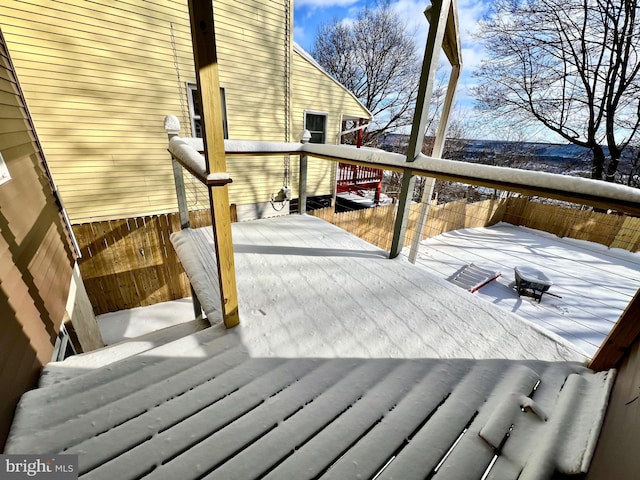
[187,83,228,139]
[0,152,11,186]
[52,324,76,361]
[305,112,327,144]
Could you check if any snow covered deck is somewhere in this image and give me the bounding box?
[6,215,617,478]
[175,215,584,361]
[407,223,640,357]
[6,329,612,479]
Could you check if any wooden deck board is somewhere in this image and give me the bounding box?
[7,328,612,480]
[173,215,587,361]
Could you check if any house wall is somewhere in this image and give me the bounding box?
[0,30,81,449]
[586,335,640,479]
[586,291,640,480]
[291,48,371,198]
[215,0,292,216]
[0,0,367,224]
[0,0,198,223]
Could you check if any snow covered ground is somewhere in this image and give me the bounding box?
[405,222,640,357]
[98,215,586,362]
[97,298,196,345]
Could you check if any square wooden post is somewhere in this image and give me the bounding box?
[407,63,461,263]
[389,0,454,258]
[187,0,239,328]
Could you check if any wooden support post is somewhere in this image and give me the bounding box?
[187,0,239,328]
[390,0,452,258]
[408,63,461,263]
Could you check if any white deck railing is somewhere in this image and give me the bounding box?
[167,131,640,222]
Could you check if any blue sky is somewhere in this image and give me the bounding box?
[293,0,567,142]
[293,1,491,120]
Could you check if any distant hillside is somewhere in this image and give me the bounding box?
[378,135,636,179]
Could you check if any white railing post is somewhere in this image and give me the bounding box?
[390,0,453,258]
[164,114,203,321]
[164,115,190,230]
[299,129,311,214]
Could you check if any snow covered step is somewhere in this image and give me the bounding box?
[7,326,232,442]
[5,333,614,480]
[39,318,209,387]
[170,227,222,322]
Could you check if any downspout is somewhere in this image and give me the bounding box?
[284,0,291,142]
[283,0,292,202]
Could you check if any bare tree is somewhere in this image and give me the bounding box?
[626,144,640,187]
[312,1,422,144]
[473,0,640,182]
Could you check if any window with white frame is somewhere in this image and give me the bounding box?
[305,112,328,144]
[0,152,11,186]
[187,83,229,139]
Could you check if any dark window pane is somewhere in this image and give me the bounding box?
[189,87,228,139]
[191,88,200,116]
[306,113,326,144]
[310,132,325,143]
[306,114,325,132]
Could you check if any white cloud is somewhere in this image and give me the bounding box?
[390,0,430,42]
[461,45,485,70]
[389,0,488,52]
[338,16,356,28]
[294,25,306,42]
[456,0,488,41]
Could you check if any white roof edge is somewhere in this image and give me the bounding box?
[293,42,373,120]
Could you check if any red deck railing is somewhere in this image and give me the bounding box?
[336,163,383,201]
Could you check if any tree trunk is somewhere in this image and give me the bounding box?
[592,145,605,180]
[604,144,622,182]
[605,154,620,183]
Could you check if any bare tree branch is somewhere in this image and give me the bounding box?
[472,0,640,182]
[311,1,424,144]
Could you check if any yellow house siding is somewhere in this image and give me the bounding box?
[0,0,195,222]
[0,1,368,222]
[0,0,296,221]
[291,48,371,197]
[215,0,290,211]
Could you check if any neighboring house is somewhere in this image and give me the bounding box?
[0,29,102,449]
[0,0,371,224]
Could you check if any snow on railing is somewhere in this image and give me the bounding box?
[169,137,231,187]
[165,114,640,259]
[167,132,640,216]
[219,139,640,215]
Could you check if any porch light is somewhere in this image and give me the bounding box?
[299,129,311,143]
